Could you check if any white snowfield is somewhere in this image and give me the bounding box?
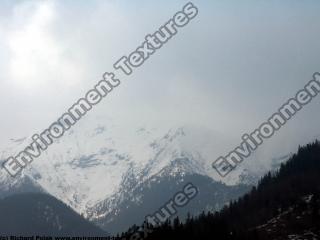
[0,116,289,218]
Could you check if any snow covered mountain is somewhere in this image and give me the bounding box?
[0,116,286,232]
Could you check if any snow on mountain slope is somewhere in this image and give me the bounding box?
[0,115,284,218]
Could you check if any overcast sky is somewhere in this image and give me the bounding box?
[1,0,320,157]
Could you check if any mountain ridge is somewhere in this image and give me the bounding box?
[0,120,290,232]
[0,192,107,236]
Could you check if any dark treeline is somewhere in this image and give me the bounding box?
[112,141,320,240]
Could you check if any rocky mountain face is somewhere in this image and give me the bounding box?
[0,117,287,233]
[88,170,250,234]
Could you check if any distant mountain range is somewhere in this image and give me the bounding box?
[0,117,293,233]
